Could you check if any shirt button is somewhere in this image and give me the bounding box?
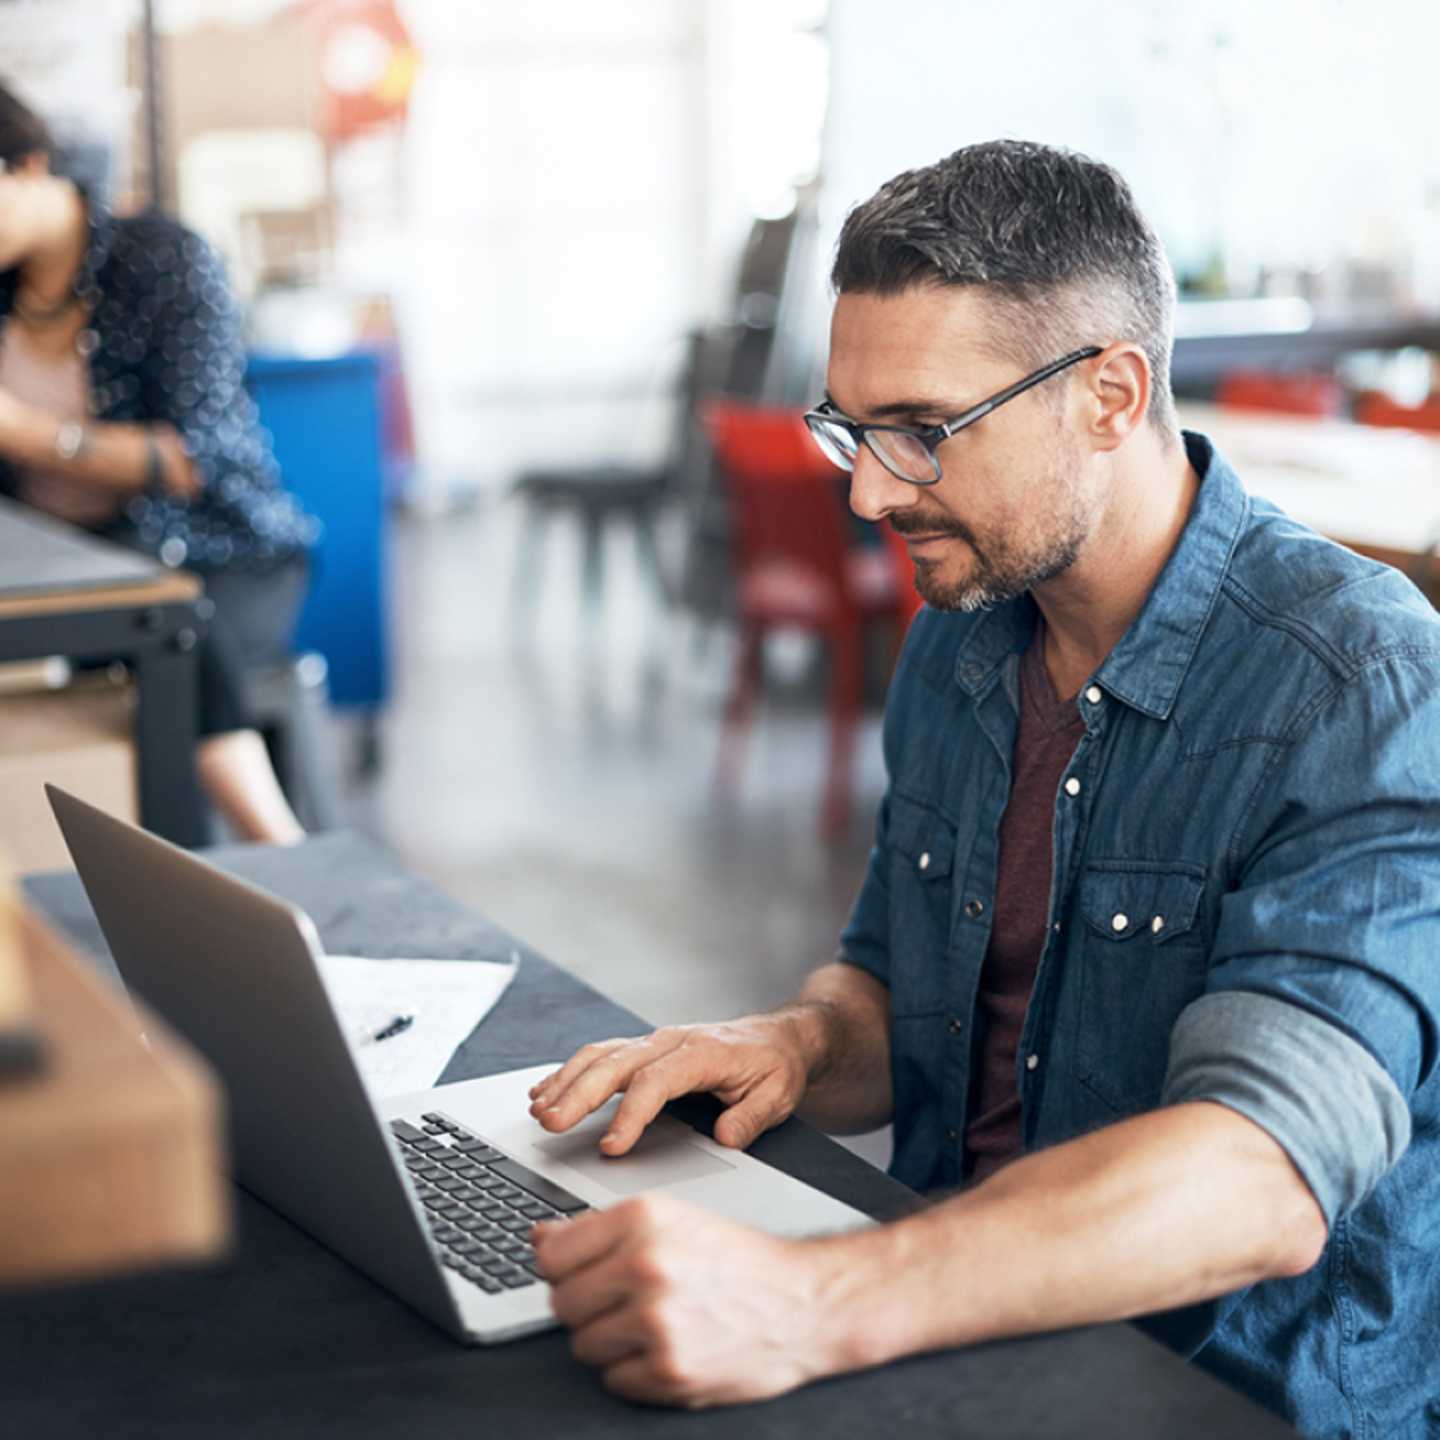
[1026,1053,1039,1072]
[948,1017,963,1036]
[964,898,984,919]
[945,1127,960,1144]
[75,328,100,357]
[1111,912,1129,932]
[1064,777,1081,798]
[1052,920,1062,933]
[1084,685,1102,704]
[917,851,931,872]
[1151,915,1165,934]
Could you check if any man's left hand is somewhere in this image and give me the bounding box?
[532,1193,845,1408]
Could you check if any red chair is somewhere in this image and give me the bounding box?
[1354,392,1440,434]
[1216,370,1344,417]
[704,400,913,835]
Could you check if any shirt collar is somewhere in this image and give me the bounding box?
[952,432,1248,720]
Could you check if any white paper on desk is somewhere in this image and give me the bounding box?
[316,953,519,1098]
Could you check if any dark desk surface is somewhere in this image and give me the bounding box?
[7,834,1296,1439]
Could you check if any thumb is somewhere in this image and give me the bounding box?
[714,1075,792,1149]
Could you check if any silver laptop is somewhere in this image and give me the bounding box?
[47,786,869,1345]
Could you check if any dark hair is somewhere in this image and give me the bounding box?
[832,139,1177,429]
[0,79,55,167]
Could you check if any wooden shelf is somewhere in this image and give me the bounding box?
[0,900,229,1289]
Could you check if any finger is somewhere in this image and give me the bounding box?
[599,1044,768,1154]
[545,1250,635,1333]
[601,1353,693,1408]
[527,1038,632,1105]
[568,1301,652,1369]
[712,1071,795,1149]
[597,1066,686,1155]
[531,1207,630,1282]
[532,1033,691,1132]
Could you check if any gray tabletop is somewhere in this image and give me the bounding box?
[6,833,1295,1439]
[0,495,162,598]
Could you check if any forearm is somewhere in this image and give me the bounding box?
[780,962,892,1134]
[810,1100,1327,1372]
[0,402,192,496]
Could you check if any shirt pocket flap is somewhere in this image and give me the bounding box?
[889,798,956,880]
[1078,863,1205,944]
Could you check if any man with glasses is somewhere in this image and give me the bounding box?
[526,140,1440,1435]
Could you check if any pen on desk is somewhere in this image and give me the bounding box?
[370,1013,415,1044]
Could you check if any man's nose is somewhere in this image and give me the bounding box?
[848,445,919,524]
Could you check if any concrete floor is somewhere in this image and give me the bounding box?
[344,497,894,1167]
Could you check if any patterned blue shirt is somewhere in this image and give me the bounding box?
[841,433,1440,1438]
[0,194,318,572]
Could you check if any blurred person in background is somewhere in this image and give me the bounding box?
[0,81,312,844]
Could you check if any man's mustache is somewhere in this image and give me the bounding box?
[888,512,978,545]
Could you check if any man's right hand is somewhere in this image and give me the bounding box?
[527,1012,820,1156]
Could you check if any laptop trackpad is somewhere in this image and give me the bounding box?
[534,1115,736,1197]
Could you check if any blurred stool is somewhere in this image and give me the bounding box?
[511,335,708,622]
[704,399,910,837]
[1216,370,1344,417]
[243,652,343,832]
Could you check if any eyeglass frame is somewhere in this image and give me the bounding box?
[804,345,1104,486]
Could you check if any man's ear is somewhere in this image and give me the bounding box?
[1086,343,1150,452]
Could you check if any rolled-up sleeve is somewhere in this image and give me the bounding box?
[1178,650,1440,1222]
[1163,990,1411,1225]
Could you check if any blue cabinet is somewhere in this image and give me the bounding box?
[246,351,390,711]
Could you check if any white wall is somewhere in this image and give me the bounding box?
[821,0,1440,307]
[392,0,827,500]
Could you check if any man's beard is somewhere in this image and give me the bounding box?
[892,455,1091,613]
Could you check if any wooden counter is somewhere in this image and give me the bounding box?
[0,884,228,1289]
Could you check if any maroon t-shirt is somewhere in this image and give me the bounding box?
[964,622,1086,1184]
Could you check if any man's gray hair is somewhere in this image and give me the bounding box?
[832,140,1178,429]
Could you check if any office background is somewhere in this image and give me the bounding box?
[4,0,1440,1179]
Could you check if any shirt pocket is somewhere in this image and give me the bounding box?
[1074,861,1209,1117]
[886,794,957,1017]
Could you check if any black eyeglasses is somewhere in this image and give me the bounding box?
[804,346,1103,486]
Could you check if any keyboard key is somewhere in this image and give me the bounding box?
[453,1239,485,1256]
[441,1253,465,1270]
[436,1204,468,1220]
[490,1185,524,1202]
[454,1140,503,1160]
[389,1120,428,1143]
[498,1271,536,1289]
[480,1256,513,1273]
[422,1112,455,1129]
[454,1164,486,1179]
[499,1215,532,1233]
[420,1195,448,1211]
[487,1159,590,1214]
[433,1226,463,1244]
[468,1173,502,1190]
[472,1274,503,1294]
[517,1204,551,1221]
[412,1138,445,1154]
[434,1178,466,1193]
[439,1153,471,1169]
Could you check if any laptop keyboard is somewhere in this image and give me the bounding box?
[389,1112,590,1295]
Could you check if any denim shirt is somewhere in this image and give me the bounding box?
[841,434,1440,1439]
